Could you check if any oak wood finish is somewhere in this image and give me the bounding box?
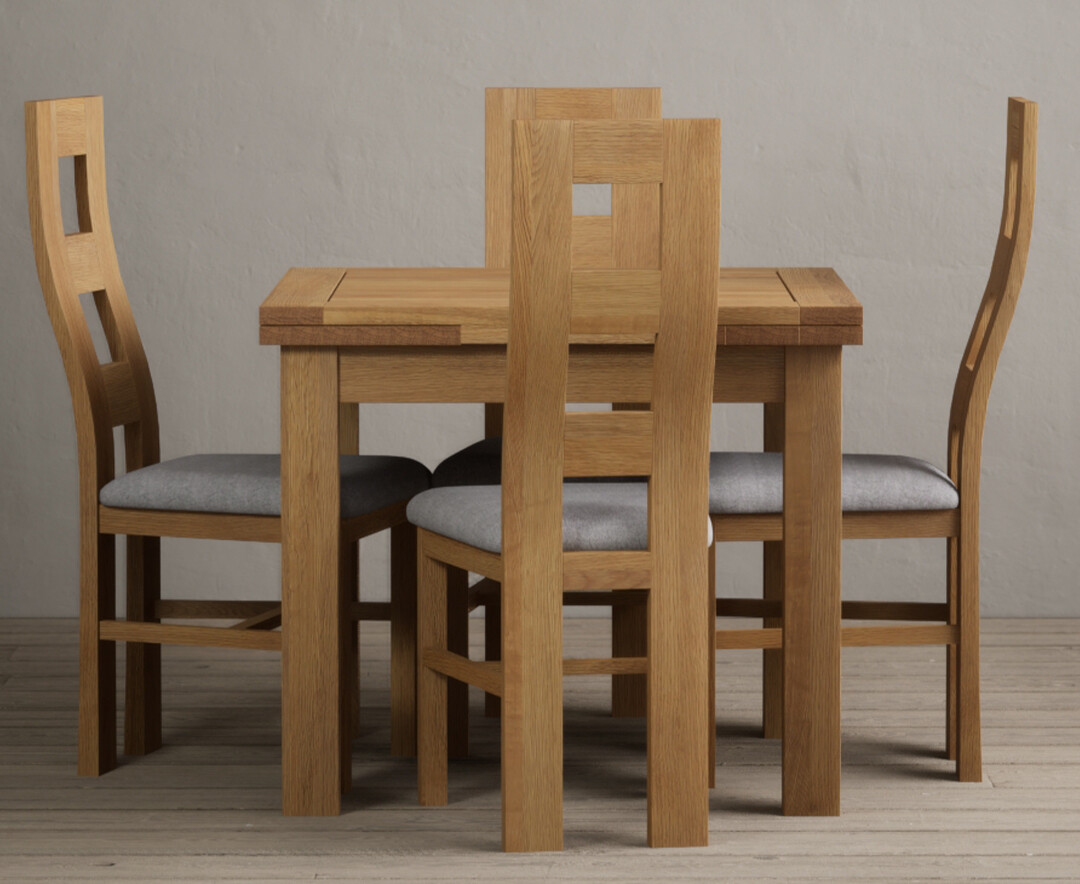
[25,97,415,800]
[711,98,1037,788]
[280,347,341,814]
[338,340,787,403]
[483,88,662,437]
[414,117,720,850]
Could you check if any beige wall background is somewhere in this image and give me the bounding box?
[1,0,1075,618]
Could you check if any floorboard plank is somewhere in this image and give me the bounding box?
[1,617,1078,880]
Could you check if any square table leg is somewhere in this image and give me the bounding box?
[781,345,842,816]
[281,346,343,816]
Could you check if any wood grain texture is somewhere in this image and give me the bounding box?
[417,532,448,806]
[259,267,345,325]
[716,628,784,650]
[710,509,960,542]
[842,625,959,647]
[782,346,842,816]
[124,535,160,756]
[337,344,785,403]
[270,267,860,345]
[424,649,504,697]
[572,120,663,183]
[498,118,573,852]
[562,550,652,590]
[562,410,653,477]
[390,523,417,757]
[280,346,341,816]
[779,267,863,326]
[447,566,470,760]
[26,96,158,778]
[99,621,281,652]
[949,98,1037,784]
[260,324,460,346]
[645,119,720,848]
[762,403,784,740]
[709,100,1036,792]
[26,98,419,814]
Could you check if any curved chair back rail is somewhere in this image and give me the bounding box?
[949,98,1037,490]
[26,96,161,500]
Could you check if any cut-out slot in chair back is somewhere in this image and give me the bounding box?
[949,97,1036,448]
[26,96,160,490]
[486,88,663,271]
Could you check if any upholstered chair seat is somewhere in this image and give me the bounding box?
[100,453,430,518]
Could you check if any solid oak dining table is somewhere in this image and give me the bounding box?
[259,265,862,817]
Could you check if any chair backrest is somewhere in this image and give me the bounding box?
[484,87,666,436]
[948,98,1037,484]
[502,114,720,596]
[486,87,664,271]
[26,96,160,507]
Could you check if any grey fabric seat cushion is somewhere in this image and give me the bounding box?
[408,482,712,554]
[99,454,431,519]
[709,452,959,514]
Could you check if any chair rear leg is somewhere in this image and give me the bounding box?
[124,535,161,756]
[956,526,982,782]
[447,566,469,758]
[708,544,716,789]
[418,532,449,805]
[484,587,501,717]
[390,523,418,756]
[612,601,648,717]
[79,528,117,776]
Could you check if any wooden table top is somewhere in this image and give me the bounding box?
[260,266,862,347]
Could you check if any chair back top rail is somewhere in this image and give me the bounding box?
[26,95,160,497]
[948,97,1037,483]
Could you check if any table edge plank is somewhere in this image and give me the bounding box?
[260,268,346,326]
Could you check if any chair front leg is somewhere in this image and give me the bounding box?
[612,601,648,717]
[762,539,783,739]
[124,535,161,756]
[417,531,449,805]
[447,566,469,759]
[484,586,501,717]
[79,526,117,776]
[339,538,358,794]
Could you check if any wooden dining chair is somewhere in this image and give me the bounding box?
[431,87,666,725]
[25,95,431,779]
[409,115,721,850]
[708,97,1037,784]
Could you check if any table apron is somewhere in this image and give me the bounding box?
[337,345,785,404]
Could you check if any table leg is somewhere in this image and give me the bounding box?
[782,346,842,816]
[281,346,342,816]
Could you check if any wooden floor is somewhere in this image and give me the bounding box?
[1,618,1079,881]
